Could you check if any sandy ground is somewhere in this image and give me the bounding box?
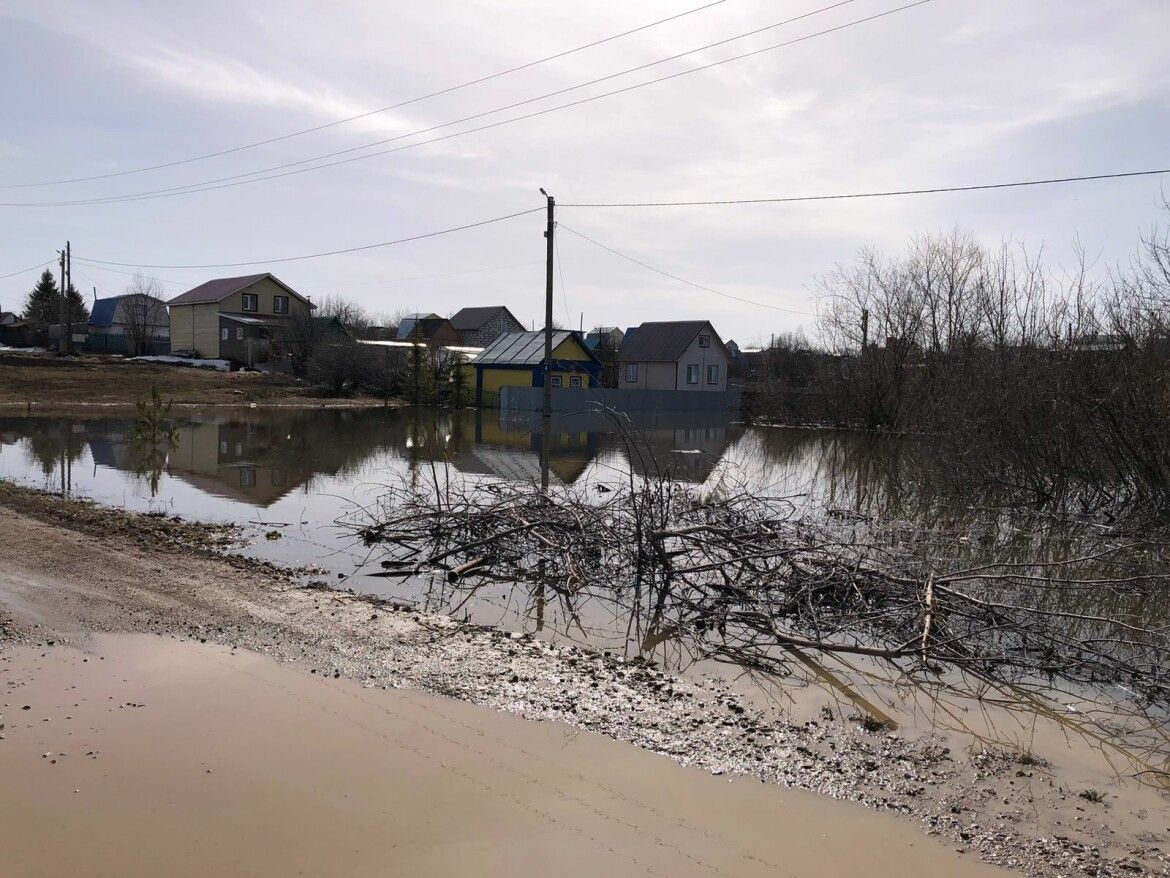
[0,633,1005,878]
[0,486,1166,876]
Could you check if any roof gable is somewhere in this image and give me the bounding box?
[618,321,724,362]
[450,306,521,331]
[167,273,310,308]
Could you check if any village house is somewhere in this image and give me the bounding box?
[396,313,461,346]
[167,273,313,365]
[617,321,730,392]
[584,326,624,351]
[86,292,170,356]
[470,330,601,406]
[449,305,524,347]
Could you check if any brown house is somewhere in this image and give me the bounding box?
[168,273,313,365]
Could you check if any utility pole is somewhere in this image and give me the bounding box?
[58,247,67,355]
[539,188,555,492]
[860,307,870,353]
[65,240,73,355]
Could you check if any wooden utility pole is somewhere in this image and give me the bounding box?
[58,247,67,354]
[539,188,555,492]
[65,240,73,354]
[861,307,870,353]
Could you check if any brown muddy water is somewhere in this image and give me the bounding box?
[2,406,1168,812]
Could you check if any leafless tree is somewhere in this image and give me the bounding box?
[120,273,168,357]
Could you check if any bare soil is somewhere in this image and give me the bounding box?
[0,483,1166,876]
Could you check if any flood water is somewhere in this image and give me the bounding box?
[2,405,1169,800]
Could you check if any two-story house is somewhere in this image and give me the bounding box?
[450,305,524,347]
[617,321,730,392]
[167,273,313,365]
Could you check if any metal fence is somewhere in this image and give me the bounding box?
[84,333,171,357]
[496,385,739,413]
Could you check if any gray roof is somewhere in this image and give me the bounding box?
[618,321,721,362]
[167,273,309,307]
[475,330,585,366]
[450,306,520,331]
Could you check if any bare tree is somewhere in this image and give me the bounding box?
[123,272,168,357]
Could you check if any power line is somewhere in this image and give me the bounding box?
[554,231,572,328]
[561,168,1170,207]
[559,223,814,315]
[302,260,544,289]
[72,207,542,269]
[3,0,911,208]
[0,260,54,280]
[1,1,729,189]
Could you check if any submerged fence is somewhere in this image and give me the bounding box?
[496,386,739,413]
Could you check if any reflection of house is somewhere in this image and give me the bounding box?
[449,415,597,485]
[450,306,525,347]
[618,321,730,392]
[471,330,601,406]
[168,420,307,505]
[167,273,314,365]
[396,313,460,346]
[87,293,170,355]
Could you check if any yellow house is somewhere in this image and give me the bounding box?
[470,330,601,406]
[168,273,314,364]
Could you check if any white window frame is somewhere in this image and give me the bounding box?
[273,295,289,314]
[698,334,711,348]
[236,327,244,340]
[624,363,638,383]
[569,375,583,388]
[550,375,563,388]
[707,364,720,385]
[686,364,700,385]
[241,293,258,312]
[220,327,229,341]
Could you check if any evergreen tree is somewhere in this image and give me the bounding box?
[63,283,90,325]
[22,270,60,330]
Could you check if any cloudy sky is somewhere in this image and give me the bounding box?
[1,0,1167,343]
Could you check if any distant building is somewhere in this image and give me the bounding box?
[450,306,524,347]
[396,313,461,346]
[617,321,730,392]
[470,330,601,406]
[584,326,624,351]
[0,311,34,348]
[87,292,170,356]
[168,273,314,365]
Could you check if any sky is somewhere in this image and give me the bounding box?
[1,0,1168,345]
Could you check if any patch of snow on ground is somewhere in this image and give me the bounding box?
[129,355,231,371]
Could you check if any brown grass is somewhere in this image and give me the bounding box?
[0,353,390,410]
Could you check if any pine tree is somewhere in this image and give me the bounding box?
[22,270,60,330]
[63,283,90,326]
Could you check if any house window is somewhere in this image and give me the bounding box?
[707,364,720,385]
[698,334,711,348]
[221,327,229,341]
[273,296,289,314]
[241,293,258,312]
[550,375,563,388]
[624,363,638,383]
[236,327,244,340]
[239,468,256,488]
[570,375,583,388]
[686,364,700,384]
